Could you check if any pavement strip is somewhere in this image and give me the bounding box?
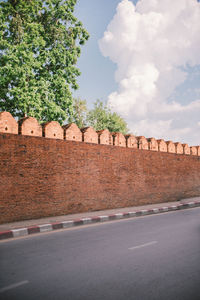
[0,280,29,293]
[128,241,158,250]
[0,201,200,241]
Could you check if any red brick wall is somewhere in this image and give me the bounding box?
[18,117,42,137]
[43,121,63,139]
[1,132,200,224]
[0,112,18,134]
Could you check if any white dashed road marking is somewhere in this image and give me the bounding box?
[0,280,29,293]
[128,241,158,250]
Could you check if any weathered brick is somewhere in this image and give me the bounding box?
[0,133,200,224]
[97,129,111,145]
[157,139,167,152]
[18,117,42,137]
[182,144,190,155]
[43,121,63,139]
[147,138,158,151]
[166,141,176,153]
[112,132,126,147]
[190,146,197,156]
[196,146,200,156]
[0,111,18,134]
[175,142,183,154]
[137,136,148,150]
[81,127,98,144]
[125,135,138,148]
[63,123,82,142]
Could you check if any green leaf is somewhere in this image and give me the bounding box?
[0,0,89,124]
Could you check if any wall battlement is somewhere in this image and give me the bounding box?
[0,111,199,156]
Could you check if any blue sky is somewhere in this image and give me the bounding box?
[74,0,200,145]
[74,0,129,106]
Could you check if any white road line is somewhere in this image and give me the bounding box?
[128,241,157,250]
[0,280,29,293]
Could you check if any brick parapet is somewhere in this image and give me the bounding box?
[97,129,111,145]
[0,111,18,134]
[157,139,167,152]
[166,141,176,153]
[174,142,184,154]
[125,134,138,148]
[18,117,42,137]
[112,132,126,147]
[137,136,149,150]
[147,138,158,151]
[0,111,199,156]
[42,121,63,139]
[63,123,82,142]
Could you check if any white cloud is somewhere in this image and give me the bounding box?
[99,0,200,145]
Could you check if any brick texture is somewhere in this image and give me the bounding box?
[0,112,18,134]
[197,146,200,156]
[112,132,126,147]
[1,133,200,224]
[137,136,148,150]
[190,146,197,156]
[97,129,111,145]
[157,139,167,152]
[81,127,98,144]
[175,142,184,154]
[63,123,82,142]
[166,141,176,153]
[18,117,42,137]
[43,121,63,139]
[125,135,138,149]
[182,144,190,155]
[148,138,158,151]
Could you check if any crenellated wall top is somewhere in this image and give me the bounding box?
[0,111,199,156]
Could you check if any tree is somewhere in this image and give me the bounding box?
[87,100,129,134]
[69,97,87,128]
[0,0,89,124]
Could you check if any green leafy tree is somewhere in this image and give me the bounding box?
[87,100,129,134]
[69,97,87,128]
[0,0,89,124]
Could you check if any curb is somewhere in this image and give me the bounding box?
[1,201,200,241]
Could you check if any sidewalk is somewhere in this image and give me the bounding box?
[1,197,200,240]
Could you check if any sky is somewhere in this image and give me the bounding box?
[74,0,200,145]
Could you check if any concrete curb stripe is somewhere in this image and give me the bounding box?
[52,223,63,230]
[82,218,92,225]
[12,228,28,238]
[62,221,74,228]
[0,231,13,240]
[168,206,177,210]
[28,226,40,234]
[99,216,109,221]
[0,201,200,240]
[128,212,137,217]
[123,212,130,217]
[108,214,118,220]
[91,217,101,223]
[73,219,84,226]
[160,207,169,212]
[115,213,123,219]
[38,224,52,232]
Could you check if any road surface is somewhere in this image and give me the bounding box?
[0,207,200,299]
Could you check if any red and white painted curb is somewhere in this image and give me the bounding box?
[1,201,200,241]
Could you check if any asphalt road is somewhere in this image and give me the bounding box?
[0,208,200,300]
